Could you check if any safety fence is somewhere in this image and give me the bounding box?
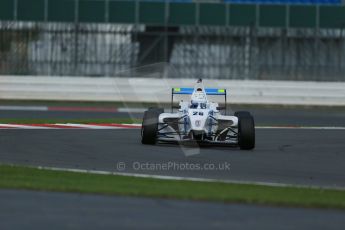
[0,1,345,80]
[1,22,344,81]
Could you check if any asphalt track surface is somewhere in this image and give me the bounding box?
[1,106,345,126]
[1,189,344,230]
[1,107,344,229]
[1,128,345,188]
[0,107,345,187]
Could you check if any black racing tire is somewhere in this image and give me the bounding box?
[149,107,164,114]
[235,111,255,150]
[141,108,163,145]
[234,111,251,117]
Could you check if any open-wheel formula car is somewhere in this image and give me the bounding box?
[141,79,255,150]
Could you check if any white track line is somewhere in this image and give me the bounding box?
[55,123,121,129]
[122,123,142,127]
[125,124,345,130]
[0,124,50,129]
[0,123,140,129]
[257,126,345,130]
[0,123,344,130]
[34,165,345,191]
[117,108,147,113]
[0,105,48,111]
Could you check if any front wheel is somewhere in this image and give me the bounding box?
[141,108,162,145]
[235,111,255,150]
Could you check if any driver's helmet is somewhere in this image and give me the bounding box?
[190,101,198,109]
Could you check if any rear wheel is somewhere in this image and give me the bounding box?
[148,107,164,114]
[235,111,255,150]
[141,108,163,145]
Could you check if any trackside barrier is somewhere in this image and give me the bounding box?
[0,76,345,106]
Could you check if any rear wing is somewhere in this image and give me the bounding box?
[172,88,226,95]
[171,87,227,114]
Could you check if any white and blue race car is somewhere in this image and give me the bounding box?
[141,79,255,150]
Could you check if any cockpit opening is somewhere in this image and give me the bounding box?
[190,102,207,109]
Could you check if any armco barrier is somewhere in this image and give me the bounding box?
[0,76,345,106]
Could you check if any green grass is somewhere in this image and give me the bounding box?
[1,165,345,210]
[0,118,141,124]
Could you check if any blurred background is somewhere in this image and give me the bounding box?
[0,0,345,81]
[1,3,345,230]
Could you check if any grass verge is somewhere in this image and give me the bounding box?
[0,118,142,124]
[0,165,344,210]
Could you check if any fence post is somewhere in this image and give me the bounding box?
[73,0,79,76]
[14,0,18,20]
[164,0,169,65]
